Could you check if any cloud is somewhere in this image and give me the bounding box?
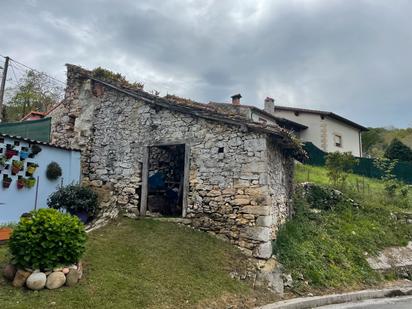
[1,0,411,127]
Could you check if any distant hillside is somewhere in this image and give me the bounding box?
[362,127,412,157]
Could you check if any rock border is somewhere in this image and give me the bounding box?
[3,262,83,290]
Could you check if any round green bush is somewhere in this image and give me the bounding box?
[47,184,99,218]
[46,161,62,180]
[9,209,87,270]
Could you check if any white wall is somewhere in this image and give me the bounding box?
[250,110,278,126]
[273,110,362,156]
[325,119,362,156]
[0,137,81,224]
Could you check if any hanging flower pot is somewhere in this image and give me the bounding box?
[5,149,17,159]
[20,151,29,160]
[11,160,23,175]
[26,164,38,176]
[17,178,25,189]
[2,177,12,188]
[0,155,6,170]
[25,177,36,189]
[29,144,42,158]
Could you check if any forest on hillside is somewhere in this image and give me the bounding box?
[362,127,412,158]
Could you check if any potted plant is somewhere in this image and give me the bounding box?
[17,178,25,189]
[0,225,13,242]
[2,176,12,188]
[0,155,6,170]
[19,148,29,160]
[26,163,38,176]
[11,160,23,175]
[47,185,98,224]
[29,144,42,158]
[25,177,36,189]
[46,162,62,180]
[5,147,17,160]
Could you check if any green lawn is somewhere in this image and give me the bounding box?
[295,164,384,193]
[0,218,275,309]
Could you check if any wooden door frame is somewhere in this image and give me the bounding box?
[139,143,190,218]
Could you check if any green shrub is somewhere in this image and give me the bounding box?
[46,161,62,180]
[373,157,409,203]
[302,183,357,211]
[47,184,99,218]
[9,209,87,270]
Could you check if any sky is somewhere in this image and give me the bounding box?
[1,0,411,128]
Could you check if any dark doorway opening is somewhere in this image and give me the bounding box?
[146,144,185,217]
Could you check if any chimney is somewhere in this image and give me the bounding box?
[264,97,275,114]
[231,94,242,105]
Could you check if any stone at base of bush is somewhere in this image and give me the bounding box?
[6,262,83,290]
[66,269,81,287]
[26,272,47,290]
[3,263,17,281]
[12,269,31,288]
[46,271,66,289]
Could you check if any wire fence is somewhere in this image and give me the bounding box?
[303,142,412,184]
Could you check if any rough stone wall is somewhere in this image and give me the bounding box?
[266,138,294,239]
[50,67,294,260]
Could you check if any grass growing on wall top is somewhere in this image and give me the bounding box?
[274,164,412,291]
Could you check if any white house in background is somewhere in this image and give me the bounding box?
[209,95,367,157]
[262,98,368,157]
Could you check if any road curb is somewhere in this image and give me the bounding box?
[256,286,412,309]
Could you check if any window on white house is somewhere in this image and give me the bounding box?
[334,134,342,147]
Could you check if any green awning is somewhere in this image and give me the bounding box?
[0,117,51,142]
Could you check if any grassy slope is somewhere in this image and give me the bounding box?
[0,218,275,309]
[274,164,412,292]
[295,164,385,195]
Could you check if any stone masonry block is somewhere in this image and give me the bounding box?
[241,206,271,216]
[244,226,271,242]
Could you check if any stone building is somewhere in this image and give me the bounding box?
[50,65,304,260]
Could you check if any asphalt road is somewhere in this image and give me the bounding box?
[318,296,412,308]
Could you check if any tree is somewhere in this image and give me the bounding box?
[361,128,385,157]
[374,157,398,197]
[325,152,359,188]
[3,70,63,122]
[384,138,412,162]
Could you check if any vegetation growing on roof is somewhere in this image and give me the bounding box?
[92,67,144,90]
